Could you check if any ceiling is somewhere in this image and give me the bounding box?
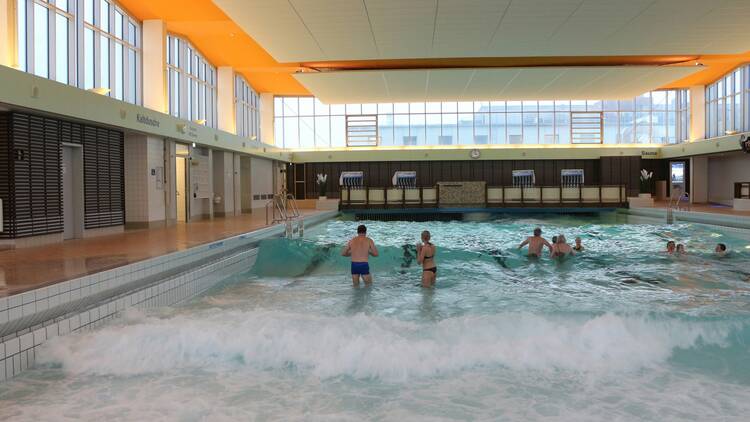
[294,66,703,103]
[116,0,750,97]
[214,0,750,62]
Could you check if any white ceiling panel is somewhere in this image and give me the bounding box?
[214,0,750,62]
[294,66,703,104]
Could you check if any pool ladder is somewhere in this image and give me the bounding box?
[666,189,689,224]
[266,192,304,237]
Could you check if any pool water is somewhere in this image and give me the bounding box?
[2,214,750,421]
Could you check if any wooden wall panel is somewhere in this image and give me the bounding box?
[0,112,124,239]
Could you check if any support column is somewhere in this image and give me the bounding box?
[142,20,167,113]
[690,156,708,204]
[689,85,705,142]
[0,0,17,68]
[217,66,236,134]
[233,153,242,215]
[124,135,167,228]
[212,150,236,217]
[260,93,275,145]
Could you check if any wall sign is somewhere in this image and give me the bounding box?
[136,114,160,128]
[470,149,481,159]
[13,148,25,161]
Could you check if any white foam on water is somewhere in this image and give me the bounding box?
[36,309,735,380]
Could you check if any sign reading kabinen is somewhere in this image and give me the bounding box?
[136,114,160,128]
[740,134,750,154]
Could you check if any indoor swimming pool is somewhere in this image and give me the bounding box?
[2,214,750,421]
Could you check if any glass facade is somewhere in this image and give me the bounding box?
[16,0,141,104]
[274,91,690,149]
[167,34,218,128]
[235,75,260,140]
[705,65,750,138]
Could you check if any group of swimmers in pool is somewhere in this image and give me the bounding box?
[341,224,734,288]
[517,227,584,258]
[341,225,580,288]
[665,240,729,257]
[341,224,437,287]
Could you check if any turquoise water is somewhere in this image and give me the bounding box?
[2,214,750,421]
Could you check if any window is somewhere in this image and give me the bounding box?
[17,0,73,83]
[234,74,260,140]
[16,0,141,104]
[274,91,690,148]
[706,65,750,139]
[167,34,217,128]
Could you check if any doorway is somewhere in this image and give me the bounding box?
[175,143,190,222]
[62,144,83,240]
[670,161,686,198]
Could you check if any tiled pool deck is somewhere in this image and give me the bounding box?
[0,211,326,297]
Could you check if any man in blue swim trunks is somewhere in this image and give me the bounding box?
[341,224,379,286]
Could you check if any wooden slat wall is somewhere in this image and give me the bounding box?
[0,114,14,237]
[0,112,124,239]
[292,159,604,199]
[9,114,63,238]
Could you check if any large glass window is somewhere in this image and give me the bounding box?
[167,34,217,128]
[17,0,73,83]
[234,74,260,140]
[274,90,690,148]
[706,65,750,139]
[16,0,141,104]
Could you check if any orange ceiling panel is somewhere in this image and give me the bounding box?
[117,0,309,94]
[117,0,750,96]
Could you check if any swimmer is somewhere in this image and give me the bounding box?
[573,237,585,252]
[666,240,676,254]
[341,224,379,286]
[715,243,727,257]
[416,230,437,288]
[551,236,558,245]
[551,234,575,258]
[518,227,553,258]
[676,244,686,254]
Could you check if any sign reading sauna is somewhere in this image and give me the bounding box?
[136,114,160,128]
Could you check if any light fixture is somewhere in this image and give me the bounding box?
[88,87,111,96]
[194,119,206,125]
[191,142,196,148]
[725,130,738,135]
[250,135,257,141]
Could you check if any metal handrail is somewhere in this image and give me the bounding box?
[265,192,301,225]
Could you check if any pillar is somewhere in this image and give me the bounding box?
[124,134,167,228]
[142,20,167,113]
[689,85,705,142]
[217,66,236,134]
[690,156,708,204]
[260,93,275,145]
[0,0,17,68]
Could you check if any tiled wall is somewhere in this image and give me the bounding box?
[0,210,337,382]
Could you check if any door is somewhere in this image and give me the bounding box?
[176,156,188,222]
[62,145,82,240]
[670,161,686,198]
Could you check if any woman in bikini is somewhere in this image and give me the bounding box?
[417,230,437,288]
